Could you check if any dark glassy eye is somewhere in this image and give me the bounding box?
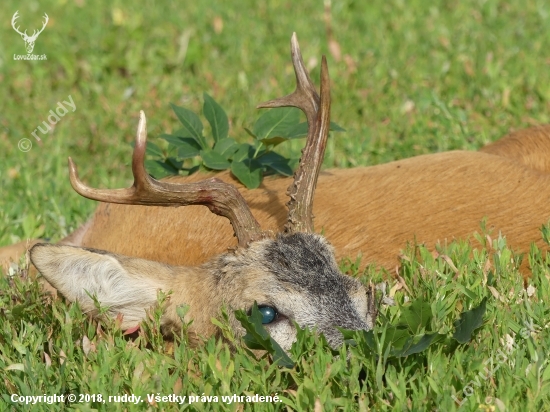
[258,306,278,324]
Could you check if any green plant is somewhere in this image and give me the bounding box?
[3,1,550,408]
[342,297,487,360]
[145,94,344,188]
[237,293,487,369]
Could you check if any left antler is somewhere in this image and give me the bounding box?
[68,111,267,248]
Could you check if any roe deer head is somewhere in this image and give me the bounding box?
[30,34,377,350]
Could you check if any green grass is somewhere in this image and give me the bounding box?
[1,0,550,410]
[2,236,550,410]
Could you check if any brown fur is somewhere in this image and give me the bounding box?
[12,33,550,350]
[0,239,42,272]
[480,125,550,173]
[3,125,550,272]
[24,128,550,349]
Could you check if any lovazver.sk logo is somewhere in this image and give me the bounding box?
[12,10,48,61]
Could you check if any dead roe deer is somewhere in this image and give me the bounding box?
[4,34,550,349]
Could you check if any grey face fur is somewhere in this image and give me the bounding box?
[216,233,375,350]
[263,233,373,347]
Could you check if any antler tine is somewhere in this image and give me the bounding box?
[69,111,266,247]
[258,34,331,234]
[257,33,320,125]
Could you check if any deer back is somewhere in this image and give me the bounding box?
[71,145,550,271]
[4,125,550,271]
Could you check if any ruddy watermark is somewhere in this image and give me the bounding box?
[19,96,76,152]
[451,316,540,407]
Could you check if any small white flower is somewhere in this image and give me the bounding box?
[8,262,19,278]
[502,334,515,352]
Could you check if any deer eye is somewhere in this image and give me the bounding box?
[258,306,278,324]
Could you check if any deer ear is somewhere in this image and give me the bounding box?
[30,244,169,328]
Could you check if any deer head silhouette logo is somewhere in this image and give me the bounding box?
[11,11,49,54]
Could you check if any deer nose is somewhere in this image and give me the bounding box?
[320,314,372,348]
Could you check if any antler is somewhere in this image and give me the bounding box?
[68,111,266,247]
[257,33,331,234]
[11,11,25,37]
[32,13,49,39]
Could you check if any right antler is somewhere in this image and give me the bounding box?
[32,13,49,39]
[257,33,331,234]
[69,111,266,247]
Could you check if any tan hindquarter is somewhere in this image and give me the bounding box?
[479,125,550,174]
[0,240,42,272]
